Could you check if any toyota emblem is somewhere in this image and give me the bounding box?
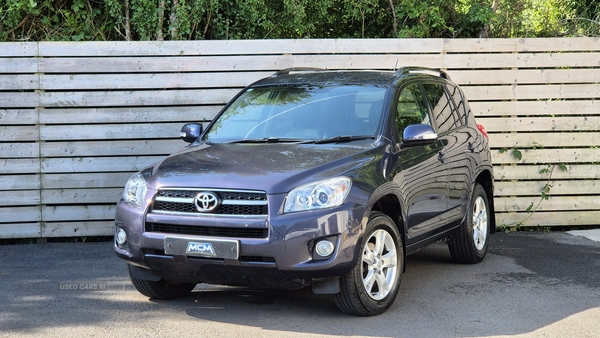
[194,192,220,212]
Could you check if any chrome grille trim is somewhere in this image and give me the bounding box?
[149,210,267,219]
[151,188,269,217]
[154,196,194,203]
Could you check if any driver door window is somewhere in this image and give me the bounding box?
[396,84,431,141]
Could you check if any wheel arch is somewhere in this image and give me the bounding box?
[368,193,407,272]
[475,169,496,233]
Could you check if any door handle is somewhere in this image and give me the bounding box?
[468,142,475,153]
[438,151,445,164]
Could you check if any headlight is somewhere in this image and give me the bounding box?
[283,177,352,213]
[122,173,147,208]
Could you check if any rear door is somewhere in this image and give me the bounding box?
[422,82,471,226]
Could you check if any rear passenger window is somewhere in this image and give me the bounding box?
[423,83,457,134]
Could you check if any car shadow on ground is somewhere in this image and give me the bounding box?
[1,234,599,337]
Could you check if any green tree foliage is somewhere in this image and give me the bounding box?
[0,0,598,42]
[562,0,600,36]
[0,0,118,41]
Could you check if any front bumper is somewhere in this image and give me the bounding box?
[114,193,366,286]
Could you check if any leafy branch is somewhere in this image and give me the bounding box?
[498,145,568,230]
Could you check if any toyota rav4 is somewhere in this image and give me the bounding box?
[114,67,495,316]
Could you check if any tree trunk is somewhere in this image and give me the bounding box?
[125,0,131,41]
[203,8,213,39]
[170,0,179,39]
[479,0,500,38]
[157,0,166,41]
[361,8,366,39]
[388,0,398,38]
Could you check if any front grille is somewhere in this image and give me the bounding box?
[147,222,268,239]
[151,188,268,216]
[153,201,268,215]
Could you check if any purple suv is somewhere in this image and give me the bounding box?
[115,68,495,316]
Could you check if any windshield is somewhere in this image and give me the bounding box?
[201,84,387,144]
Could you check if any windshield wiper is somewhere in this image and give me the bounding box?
[310,135,375,144]
[228,137,308,144]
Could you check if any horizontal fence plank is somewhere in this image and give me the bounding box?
[40,123,186,141]
[481,117,600,133]
[492,148,600,164]
[0,126,39,141]
[0,57,37,73]
[41,188,122,204]
[0,223,41,238]
[0,75,38,90]
[36,48,600,72]
[0,92,38,108]
[0,109,39,124]
[495,196,600,212]
[494,164,600,180]
[490,132,600,148]
[41,221,113,237]
[443,37,600,53]
[471,100,600,117]
[42,173,133,189]
[496,211,600,227]
[38,39,445,57]
[42,205,117,222]
[489,132,600,148]
[463,84,600,101]
[1,158,40,174]
[38,54,445,73]
[443,39,519,53]
[39,89,239,107]
[40,139,184,157]
[0,190,40,206]
[445,52,600,69]
[0,142,39,158]
[40,106,219,124]
[450,69,600,85]
[41,156,164,173]
[0,42,38,57]
[0,174,40,190]
[41,69,600,90]
[513,37,600,52]
[0,206,41,223]
[39,72,271,90]
[495,180,600,196]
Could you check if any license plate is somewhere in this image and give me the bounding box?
[164,237,239,259]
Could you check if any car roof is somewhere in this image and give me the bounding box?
[250,68,451,88]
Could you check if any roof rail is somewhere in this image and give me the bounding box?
[272,67,326,77]
[395,67,451,80]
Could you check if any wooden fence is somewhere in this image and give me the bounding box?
[1,38,599,239]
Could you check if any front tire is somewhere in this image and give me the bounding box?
[448,183,490,264]
[127,265,196,299]
[335,212,403,316]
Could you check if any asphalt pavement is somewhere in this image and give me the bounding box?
[1,231,599,337]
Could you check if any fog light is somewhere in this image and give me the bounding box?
[116,228,127,245]
[315,239,335,257]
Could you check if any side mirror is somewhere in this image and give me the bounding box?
[180,123,203,143]
[402,124,437,147]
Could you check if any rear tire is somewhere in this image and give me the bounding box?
[448,183,490,264]
[127,265,196,299]
[335,212,403,316]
